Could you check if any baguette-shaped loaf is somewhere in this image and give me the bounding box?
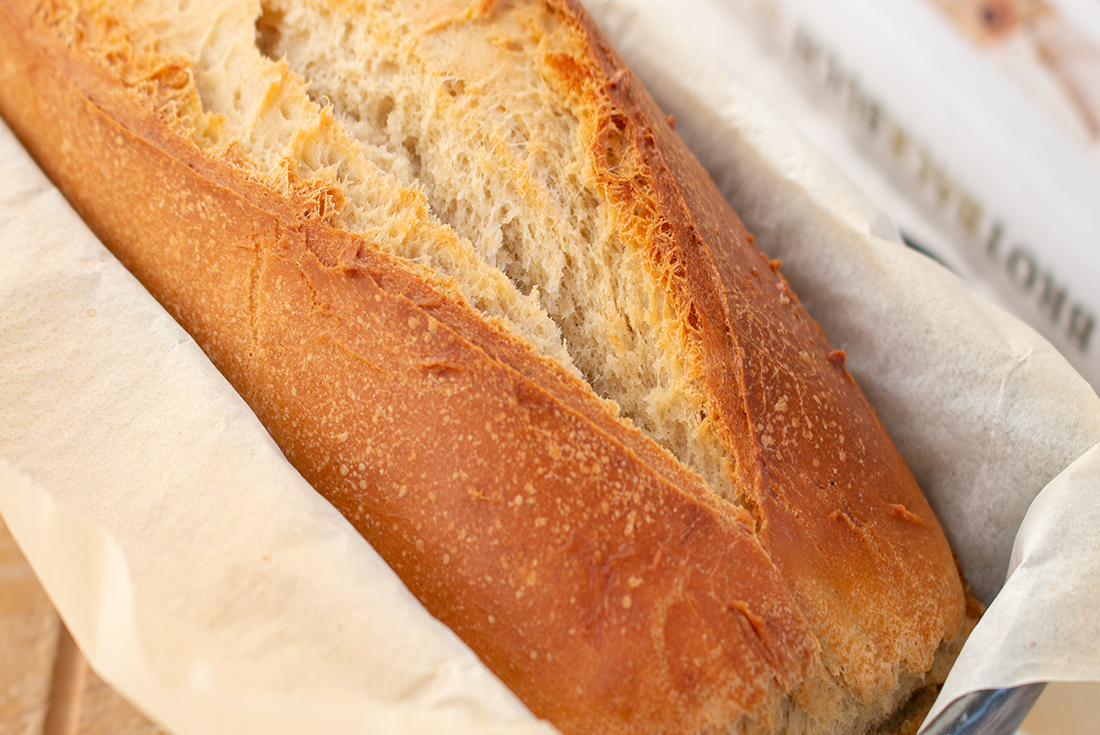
[0,0,971,733]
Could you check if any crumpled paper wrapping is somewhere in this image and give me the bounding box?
[2,0,1099,732]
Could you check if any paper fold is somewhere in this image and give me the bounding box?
[934,443,1100,697]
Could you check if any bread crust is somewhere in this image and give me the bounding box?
[0,0,966,733]
[518,0,967,712]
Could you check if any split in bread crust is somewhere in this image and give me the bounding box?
[0,0,972,733]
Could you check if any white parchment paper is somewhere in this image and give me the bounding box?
[2,1,1100,732]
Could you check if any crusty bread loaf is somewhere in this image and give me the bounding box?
[0,0,972,733]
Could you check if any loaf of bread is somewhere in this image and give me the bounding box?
[0,0,973,733]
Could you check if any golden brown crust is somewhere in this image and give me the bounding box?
[0,0,966,733]
[546,0,966,703]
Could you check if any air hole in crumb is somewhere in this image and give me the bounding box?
[499,217,533,296]
[373,95,395,129]
[603,123,628,172]
[442,78,466,98]
[685,303,700,331]
[402,135,422,179]
[255,4,285,60]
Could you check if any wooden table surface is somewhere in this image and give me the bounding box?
[0,518,169,735]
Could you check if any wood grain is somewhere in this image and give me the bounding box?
[0,519,169,735]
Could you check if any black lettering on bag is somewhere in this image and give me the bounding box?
[1006,247,1038,292]
[1068,307,1095,354]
